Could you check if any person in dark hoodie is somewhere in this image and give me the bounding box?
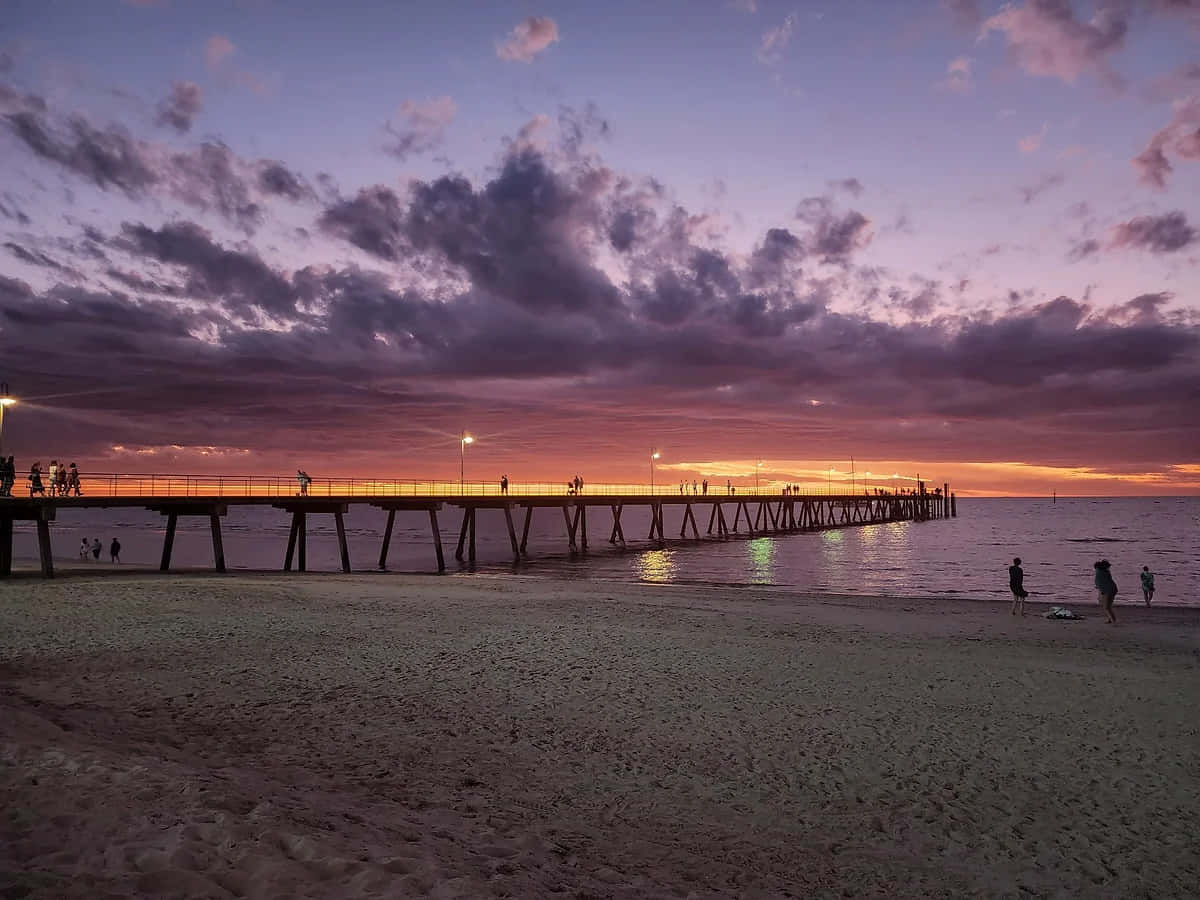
[1094,559,1118,624]
[1009,557,1028,616]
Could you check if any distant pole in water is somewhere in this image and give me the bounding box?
[1052,489,1056,504]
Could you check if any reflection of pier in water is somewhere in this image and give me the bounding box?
[0,473,957,579]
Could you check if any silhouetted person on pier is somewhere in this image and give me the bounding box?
[91,538,101,560]
[297,470,311,496]
[692,479,698,495]
[68,463,82,496]
[1140,566,1155,606]
[48,461,58,497]
[29,462,45,496]
[702,479,708,496]
[56,465,67,497]
[726,479,732,495]
[500,474,509,495]
[567,481,575,495]
[0,455,14,496]
[1009,557,1027,616]
[573,475,583,494]
[1094,559,1118,624]
[110,537,121,564]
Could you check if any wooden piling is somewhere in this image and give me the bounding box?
[520,506,533,555]
[160,512,178,571]
[37,518,53,578]
[334,510,350,573]
[455,509,470,561]
[429,509,445,571]
[503,505,519,559]
[209,514,226,572]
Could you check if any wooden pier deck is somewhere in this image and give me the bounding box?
[0,475,956,578]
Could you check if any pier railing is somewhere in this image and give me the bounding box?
[24,472,924,500]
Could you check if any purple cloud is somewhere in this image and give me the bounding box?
[1111,211,1197,252]
[1134,97,1200,188]
[384,96,456,161]
[981,0,1130,84]
[155,80,203,133]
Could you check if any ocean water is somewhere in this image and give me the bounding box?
[6,497,1198,606]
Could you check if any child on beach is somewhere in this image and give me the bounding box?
[1094,559,1118,624]
[1009,557,1028,616]
[1140,566,1155,606]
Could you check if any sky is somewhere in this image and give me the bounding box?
[0,0,1198,496]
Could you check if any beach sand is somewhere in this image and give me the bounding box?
[2,574,1198,899]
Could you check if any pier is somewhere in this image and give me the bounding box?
[0,474,956,578]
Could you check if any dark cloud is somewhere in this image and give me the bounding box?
[0,195,31,226]
[4,242,81,279]
[1066,238,1100,261]
[828,177,864,197]
[155,80,203,133]
[5,95,309,232]
[795,196,872,261]
[318,185,407,261]
[558,103,611,156]
[117,220,297,317]
[1111,211,1197,252]
[5,109,158,195]
[167,141,262,234]
[256,160,312,201]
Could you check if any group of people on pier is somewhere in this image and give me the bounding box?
[1008,557,1157,624]
[1,459,83,497]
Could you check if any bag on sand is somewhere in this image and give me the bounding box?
[1044,606,1082,620]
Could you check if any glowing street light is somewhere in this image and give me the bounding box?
[649,448,661,493]
[0,382,14,457]
[459,431,474,493]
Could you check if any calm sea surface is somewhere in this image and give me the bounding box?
[7,498,1198,606]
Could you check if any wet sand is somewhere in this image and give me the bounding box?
[2,574,1198,898]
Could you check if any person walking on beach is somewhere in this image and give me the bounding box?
[1008,557,1028,616]
[1140,566,1155,606]
[1094,559,1118,624]
[80,538,90,560]
[109,537,121,564]
[91,537,102,561]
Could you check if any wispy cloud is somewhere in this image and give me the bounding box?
[757,14,796,65]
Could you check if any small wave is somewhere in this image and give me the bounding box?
[1065,538,1133,543]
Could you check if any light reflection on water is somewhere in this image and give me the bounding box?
[637,549,677,582]
[747,538,774,584]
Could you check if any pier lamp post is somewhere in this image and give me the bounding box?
[459,432,473,494]
[649,449,660,494]
[755,459,763,493]
[0,382,14,457]
[828,466,834,496]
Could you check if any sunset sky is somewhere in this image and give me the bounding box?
[1,0,1198,495]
